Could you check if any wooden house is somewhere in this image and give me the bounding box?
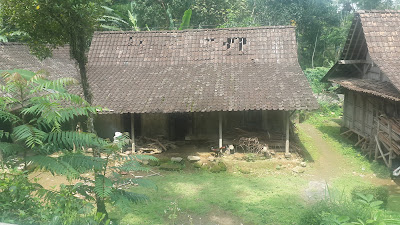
[1,26,318,154]
[86,27,317,153]
[324,10,400,168]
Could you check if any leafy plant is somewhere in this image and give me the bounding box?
[351,186,389,208]
[0,69,158,222]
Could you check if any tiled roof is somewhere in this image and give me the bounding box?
[0,43,79,80]
[359,10,400,91]
[330,78,400,102]
[88,27,318,113]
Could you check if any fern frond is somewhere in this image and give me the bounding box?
[0,130,10,139]
[41,92,90,106]
[46,131,107,149]
[13,124,46,148]
[30,155,80,180]
[0,142,25,158]
[94,174,113,198]
[59,153,106,173]
[0,110,22,124]
[31,77,78,94]
[110,189,149,204]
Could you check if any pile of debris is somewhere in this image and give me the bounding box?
[135,136,176,154]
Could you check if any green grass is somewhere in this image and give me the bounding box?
[305,112,390,178]
[297,126,320,162]
[110,171,308,224]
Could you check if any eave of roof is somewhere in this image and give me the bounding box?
[329,77,400,102]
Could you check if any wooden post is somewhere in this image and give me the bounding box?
[130,113,136,153]
[375,120,380,160]
[219,112,223,148]
[389,122,393,168]
[285,111,290,154]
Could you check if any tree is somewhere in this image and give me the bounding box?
[0,0,104,132]
[0,69,157,221]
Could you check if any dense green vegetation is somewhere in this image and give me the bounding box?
[0,70,157,224]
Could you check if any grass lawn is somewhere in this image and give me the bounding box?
[111,171,308,224]
[107,112,400,224]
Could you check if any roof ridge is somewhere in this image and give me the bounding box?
[94,26,296,35]
[357,9,400,14]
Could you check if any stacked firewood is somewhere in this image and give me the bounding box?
[375,115,400,167]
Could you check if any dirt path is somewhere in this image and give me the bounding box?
[298,122,400,204]
[298,122,354,180]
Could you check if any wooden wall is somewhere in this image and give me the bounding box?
[343,90,399,138]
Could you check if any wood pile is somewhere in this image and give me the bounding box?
[375,115,400,168]
[135,136,176,154]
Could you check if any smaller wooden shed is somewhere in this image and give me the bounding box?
[324,10,400,168]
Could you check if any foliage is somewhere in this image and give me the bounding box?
[0,69,158,222]
[303,67,331,93]
[1,0,104,133]
[0,169,48,224]
[178,9,192,30]
[352,186,390,208]
[299,189,400,225]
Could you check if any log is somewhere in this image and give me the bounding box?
[143,137,168,152]
[375,135,389,167]
[355,137,366,147]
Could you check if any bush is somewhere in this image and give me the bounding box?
[0,169,49,224]
[303,67,330,94]
[351,185,389,208]
[299,200,371,225]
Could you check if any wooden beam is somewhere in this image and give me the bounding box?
[285,111,290,154]
[375,135,389,167]
[349,25,364,59]
[344,19,359,59]
[219,112,222,148]
[130,113,136,153]
[338,60,372,64]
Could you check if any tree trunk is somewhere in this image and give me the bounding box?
[96,196,108,223]
[71,33,96,134]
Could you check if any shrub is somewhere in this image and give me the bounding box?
[303,67,330,94]
[351,185,389,208]
[209,162,227,173]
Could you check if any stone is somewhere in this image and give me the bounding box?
[187,155,201,162]
[292,166,305,173]
[300,162,307,167]
[142,160,149,165]
[171,157,183,163]
[285,153,291,159]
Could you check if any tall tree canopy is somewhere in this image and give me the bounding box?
[1,0,104,132]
